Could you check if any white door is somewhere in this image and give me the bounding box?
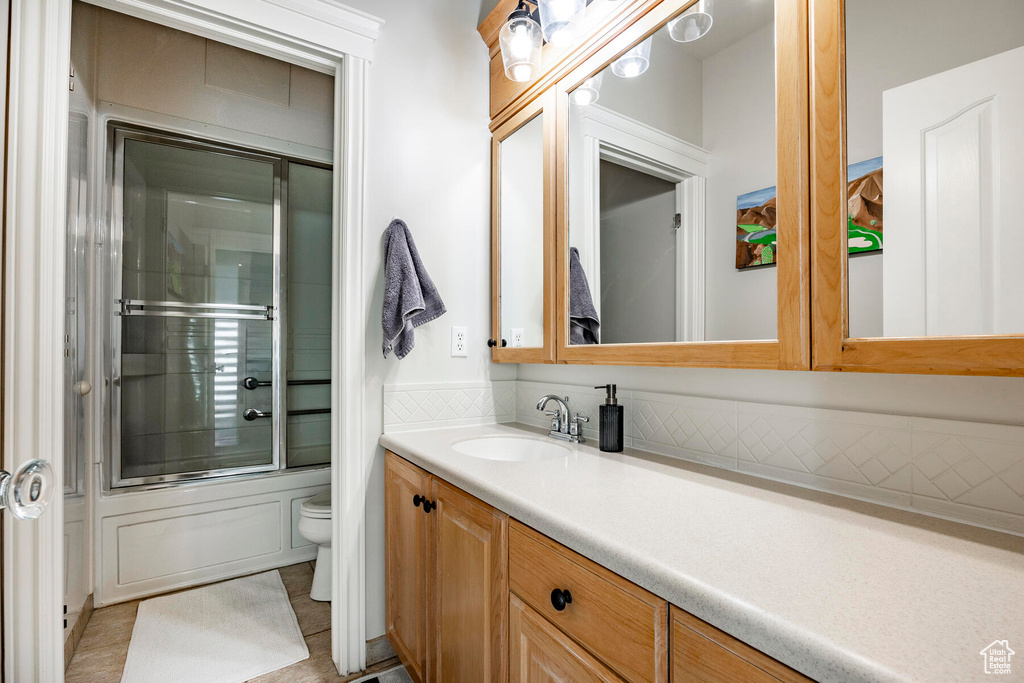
[883,46,1024,337]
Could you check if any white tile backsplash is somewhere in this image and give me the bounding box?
[383,381,516,431]
[383,378,1024,537]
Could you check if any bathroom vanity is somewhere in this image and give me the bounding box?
[381,424,1024,682]
[384,446,808,683]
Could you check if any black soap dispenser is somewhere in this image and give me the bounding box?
[594,384,623,452]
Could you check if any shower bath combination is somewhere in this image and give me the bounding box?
[107,125,334,488]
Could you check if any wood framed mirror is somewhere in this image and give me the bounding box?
[490,91,558,362]
[810,0,1024,375]
[553,0,811,368]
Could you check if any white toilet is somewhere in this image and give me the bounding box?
[298,491,332,601]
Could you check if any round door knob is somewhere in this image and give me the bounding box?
[423,499,436,513]
[487,339,498,348]
[501,339,508,347]
[413,494,423,508]
[550,588,573,611]
[73,380,92,396]
[0,459,55,520]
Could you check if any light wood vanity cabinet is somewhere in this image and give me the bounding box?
[384,452,508,683]
[385,451,811,683]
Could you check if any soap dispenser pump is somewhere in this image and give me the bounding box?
[594,384,623,452]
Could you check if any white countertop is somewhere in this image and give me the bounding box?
[380,423,1024,683]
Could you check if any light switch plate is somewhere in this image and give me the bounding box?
[450,326,468,357]
[510,328,525,347]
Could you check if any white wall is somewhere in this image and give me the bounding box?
[339,0,514,639]
[499,114,545,347]
[701,23,777,341]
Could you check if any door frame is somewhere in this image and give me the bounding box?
[2,0,381,679]
[571,103,709,342]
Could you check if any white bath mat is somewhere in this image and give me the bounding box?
[120,570,309,683]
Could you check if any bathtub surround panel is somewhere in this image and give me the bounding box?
[385,379,1024,536]
[97,470,327,604]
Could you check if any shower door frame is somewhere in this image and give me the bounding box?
[109,126,293,488]
[4,0,379,678]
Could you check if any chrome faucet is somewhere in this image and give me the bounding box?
[536,394,588,443]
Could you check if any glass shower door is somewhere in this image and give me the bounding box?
[114,131,282,485]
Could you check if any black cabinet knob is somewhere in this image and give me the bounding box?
[423,499,436,513]
[413,494,423,508]
[501,338,508,347]
[550,588,573,611]
[487,339,497,347]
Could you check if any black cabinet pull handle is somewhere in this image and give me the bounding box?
[550,588,572,611]
[423,499,436,513]
[413,494,423,508]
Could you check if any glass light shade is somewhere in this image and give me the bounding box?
[538,0,586,47]
[499,12,543,82]
[668,0,714,42]
[611,36,653,78]
[570,72,604,106]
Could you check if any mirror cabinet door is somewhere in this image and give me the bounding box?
[556,0,809,368]
[492,95,555,362]
[811,0,1024,374]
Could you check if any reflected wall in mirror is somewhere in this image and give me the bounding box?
[846,0,1024,338]
[567,0,777,345]
[499,113,545,348]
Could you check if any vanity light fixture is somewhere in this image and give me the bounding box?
[538,0,586,47]
[499,0,543,82]
[668,0,714,42]
[611,35,653,78]
[570,72,603,106]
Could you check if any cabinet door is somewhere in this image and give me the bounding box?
[385,452,431,683]
[428,478,508,682]
[670,607,810,683]
[510,593,624,683]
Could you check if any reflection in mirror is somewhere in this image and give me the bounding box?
[846,0,1024,338]
[568,0,777,345]
[499,113,545,348]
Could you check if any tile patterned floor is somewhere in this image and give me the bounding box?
[65,562,398,683]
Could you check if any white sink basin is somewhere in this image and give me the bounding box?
[452,436,570,462]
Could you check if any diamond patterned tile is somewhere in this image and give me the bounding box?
[737,406,912,491]
[383,381,517,430]
[911,428,1024,518]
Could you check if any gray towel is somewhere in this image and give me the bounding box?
[568,247,600,344]
[381,219,446,359]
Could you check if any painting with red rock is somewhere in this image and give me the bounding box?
[735,156,883,269]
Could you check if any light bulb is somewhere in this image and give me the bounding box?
[512,64,534,82]
[508,26,533,59]
[611,36,652,78]
[668,0,714,43]
[538,0,585,46]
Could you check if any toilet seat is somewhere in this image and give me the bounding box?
[301,491,331,519]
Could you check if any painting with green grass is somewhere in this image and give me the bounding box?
[736,157,883,269]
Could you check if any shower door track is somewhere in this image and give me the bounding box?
[109,125,300,489]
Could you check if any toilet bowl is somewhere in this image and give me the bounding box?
[298,491,332,601]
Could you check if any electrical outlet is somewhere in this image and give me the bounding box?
[510,328,525,347]
[450,326,468,357]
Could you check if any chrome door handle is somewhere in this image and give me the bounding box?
[73,380,92,396]
[0,459,55,520]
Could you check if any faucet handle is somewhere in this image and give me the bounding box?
[569,412,589,438]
